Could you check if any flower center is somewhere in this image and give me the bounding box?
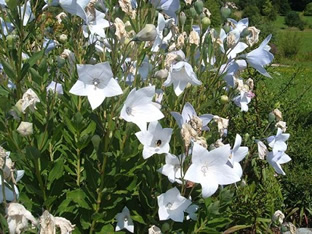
[124,217,128,222]
[166,202,172,210]
[126,107,132,115]
[201,165,208,177]
[156,139,162,147]
[92,78,100,87]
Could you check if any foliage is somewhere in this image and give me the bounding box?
[304,2,312,15]
[285,11,305,30]
[276,32,302,58]
[262,0,278,21]
[242,5,262,25]
[0,0,309,233]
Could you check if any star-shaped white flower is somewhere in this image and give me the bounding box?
[69,62,123,110]
[158,153,185,184]
[115,206,134,233]
[120,86,164,131]
[245,34,274,78]
[267,151,291,175]
[135,121,172,159]
[171,102,213,131]
[228,134,248,178]
[184,143,240,198]
[267,128,289,153]
[164,61,202,96]
[157,187,191,222]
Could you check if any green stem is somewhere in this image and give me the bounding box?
[0,170,7,208]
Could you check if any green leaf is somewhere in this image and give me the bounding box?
[26,146,41,160]
[48,159,64,184]
[28,50,44,67]
[0,59,15,80]
[97,224,115,233]
[67,189,91,209]
[223,225,252,234]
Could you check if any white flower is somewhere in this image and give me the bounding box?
[164,61,201,96]
[148,225,162,234]
[275,121,287,132]
[272,210,285,225]
[7,203,38,234]
[267,128,289,153]
[228,134,248,178]
[83,9,109,38]
[135,121,172,159]
[152,13,174,52]
[19,2,35,26]
[171,102,213,130]
[256,140,268,160]
[17,122,33,136]
[233,91,253,112]
[184,143,240,198]
[120,86,164,131]
[0,151,24,203]
[40,210,75,234]
[150,0,180,20]
[267,151,291,175]
[115,206,134,233]
[46,81,64,95]
[158,153,185,184]
[69,62,123,110]
[157,187,191,222]
[185,204,199,220]
[21,88,40,113]
[245,34,274,78]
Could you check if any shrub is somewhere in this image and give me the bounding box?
[304,2,312,16]
[242,5,262,25]
[285,11,305,30]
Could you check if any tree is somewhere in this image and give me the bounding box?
[304,2,312,15]
[262,0,278,21]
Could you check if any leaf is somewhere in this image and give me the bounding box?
[48,159,64,184]
[0,59,15,80]
[66,189,91,209]
[223,225,252,234]
[97,224,115,233]
[26,146,41,160]
[28,50,44,67]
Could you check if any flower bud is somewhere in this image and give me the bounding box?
[272,210,285,225]
[161,223,170,232]
[201,17,211,29]
[241,28,251,38]
[273,108,283,121]
[91,135,101,151]
[59,34,68,43]
[133,24,157,41]
[189,7,197,18]
[223,25,231,33]
[194,1,204,15]
[221,7,231,18]
[180,12,187,26]
[268,112,276,122]
[148,225,161,234]
[220,95,229,103]
[154,69,168,79]
[57,56,66,68]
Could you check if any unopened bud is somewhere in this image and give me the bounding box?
[220,95,229,103]
[17,121,33,136]
[59,34,68,43]
[194,1,204,15]
[154,69,168,79]
[201,17,211,29]
[180,12,187,26]
[133,24,157,41]
[268,112,276,122]
[221,7,231,18]
[190,7,197,18]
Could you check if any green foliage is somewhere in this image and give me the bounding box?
[203,0,222,27]
[262,0,278,21]
[304,2,312,15]
[242,5,262,25]
[285,11,305,30]
[276,32,302,58]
